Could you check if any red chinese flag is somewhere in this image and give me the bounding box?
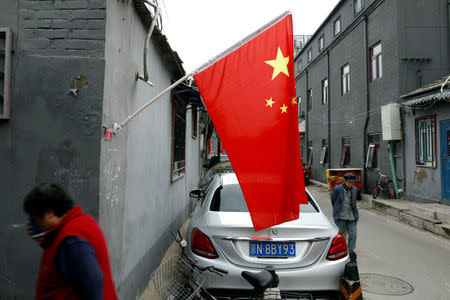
[193,12,307,231]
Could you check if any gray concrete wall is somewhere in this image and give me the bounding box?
[0,1,106,298]
[403,103,450,203]
[100,2,200,299]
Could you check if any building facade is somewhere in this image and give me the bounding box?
[0,1,202,298]
[401,76,450,204]
[295,0,450,198]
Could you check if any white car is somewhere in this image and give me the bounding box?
[186,173,349,299]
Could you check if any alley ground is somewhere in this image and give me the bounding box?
[142,185,450,300]
[310,185,450,300]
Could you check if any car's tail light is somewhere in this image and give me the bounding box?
[326,231,348,261]
[190,227,218,259]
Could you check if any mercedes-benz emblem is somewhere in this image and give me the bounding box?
[269,229,278,237]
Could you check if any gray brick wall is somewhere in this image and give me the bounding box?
[18,0,106,57]
[295,0,448,195]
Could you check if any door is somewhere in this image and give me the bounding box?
[440,120,450,201]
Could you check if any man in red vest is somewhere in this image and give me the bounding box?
[24,183,118,300]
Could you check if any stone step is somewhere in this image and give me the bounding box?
[372,199,409,218]
[408,204,442,224]
[399,212,450,238]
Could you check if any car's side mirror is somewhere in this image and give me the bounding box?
[189,189,203,199]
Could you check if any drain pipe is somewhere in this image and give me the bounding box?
[362,15,370,194]
[327,50,331,169]
[136,0,161,87]
[305,70,309,167]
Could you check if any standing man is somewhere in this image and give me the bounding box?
[331,173,359,253]
[24,183,118,300]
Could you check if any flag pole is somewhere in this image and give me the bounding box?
[113,72,192,133]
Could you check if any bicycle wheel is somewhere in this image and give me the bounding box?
[372,187,379,199]
[387,180,395,199]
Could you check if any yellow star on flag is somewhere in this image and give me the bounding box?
[291,97,297,104]
[265,97,275,107]
[280,104,288,114]
[264,47,290,80]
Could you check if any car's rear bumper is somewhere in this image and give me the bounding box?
[194,254,349,292]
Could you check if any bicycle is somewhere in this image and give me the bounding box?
[151,229,313,300]
[372,172,395,199]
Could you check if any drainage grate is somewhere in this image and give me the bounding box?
[360,273,414,295]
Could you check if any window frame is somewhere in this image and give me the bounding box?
[370,42,383,81]
[334,17,341,36]
[318,35,325,52]
[415,115,437,168]
[320,146,328,164]
[307,88,312,112]
[365,144,377,168]
[340,137,351,166]
[171,94,186,181]
[307,48,312,62]
[366,133,381,169]
[322,78,328,105]
[354,0,364,15]
[341,64,350,95]
[191,106,198,139]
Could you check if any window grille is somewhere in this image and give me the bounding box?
[0,28,12,119]
[415,116,436,167]
[172,95,186,181]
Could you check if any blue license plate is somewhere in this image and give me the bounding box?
[249,241,296,257]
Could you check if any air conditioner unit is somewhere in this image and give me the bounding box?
[381,103,401,140]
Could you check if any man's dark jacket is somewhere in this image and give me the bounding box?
[330,183,359,222]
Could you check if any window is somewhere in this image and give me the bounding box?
[340,136,350,166]
[318,35,324,51]
[209,184,318,213]
[366,133,380,168]
[354,0,364,15]
[341,64,350,95]
[416,116,436,167]
[307,141,313,166]
[192,106,198,139]
[322,78,328,105]
[171,95,186,181]
[307,89,312,112]
[370,43,383,81]
[307,49,312,62]
[298,59,303,72]
[334,17,341,36]
[320,139,328,164]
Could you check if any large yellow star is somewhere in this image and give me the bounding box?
[291,97,297,104]
[265,47,290,80]
[280,104,288,114]
[265,97,275,107]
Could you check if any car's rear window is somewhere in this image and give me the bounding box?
[210,184,319,213]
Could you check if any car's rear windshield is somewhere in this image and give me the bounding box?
[210,184,319,213]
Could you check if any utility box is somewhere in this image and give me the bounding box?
[381,103,401,140]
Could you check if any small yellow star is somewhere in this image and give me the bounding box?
[264,47,290,80]
[280,104,288,114]
[265,97,275,107]
[291,97,297,104]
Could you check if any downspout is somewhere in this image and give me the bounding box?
[305,70,309,167]
[363,15,370,194]
[327,50,331,169]
[136,0,161,87]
